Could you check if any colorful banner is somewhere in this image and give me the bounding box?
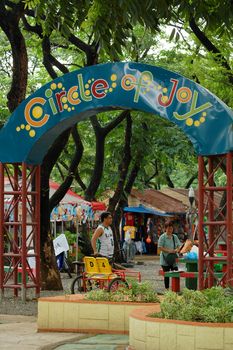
[0,62,232,163]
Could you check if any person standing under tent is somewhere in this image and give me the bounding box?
[91,211,114,259]
[158,220,182,290]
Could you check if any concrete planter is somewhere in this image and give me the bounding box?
[129,305,233,350]
[38,294,156,334]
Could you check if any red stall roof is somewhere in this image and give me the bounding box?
[49,180,106,211]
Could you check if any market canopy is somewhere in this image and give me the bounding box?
[124,205,170,216]
[49,180,106,211]
[0,62,232,165]
[91,201,106,211]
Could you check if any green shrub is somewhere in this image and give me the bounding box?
[84,280,159,303]
[150,287,233,323]
[85,289,111,301]
[64,230,76,245]
[128,280,159,302]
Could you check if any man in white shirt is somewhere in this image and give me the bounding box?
[91,211,114,258]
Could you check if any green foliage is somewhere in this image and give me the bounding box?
[175,0,233,38]
[81,0,163,57]
[64,230,76,245]
[21,0,171,58]
[1,0,233,196]
[151,287,233,323]
[128,279,160,303]
[84,289,111,302]
[24,0,40,8]
[85,280,160,303]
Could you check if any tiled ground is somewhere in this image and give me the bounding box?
[54,334,129,350]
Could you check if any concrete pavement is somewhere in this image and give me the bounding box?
[0,314,87,350]
[0,315,130,350]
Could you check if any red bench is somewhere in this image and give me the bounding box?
[159,270,194,293]
[159,269,224,292]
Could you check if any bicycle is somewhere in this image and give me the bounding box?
[70,255,141,294]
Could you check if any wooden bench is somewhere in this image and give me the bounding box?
[159,269,224,292]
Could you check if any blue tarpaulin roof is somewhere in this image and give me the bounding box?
[123,205,170,216]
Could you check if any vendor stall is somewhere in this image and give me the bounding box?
[49,180,106,260]
[122,205,171,257]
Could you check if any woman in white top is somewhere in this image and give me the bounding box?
[91,212,114,258]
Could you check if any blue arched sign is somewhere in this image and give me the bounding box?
[0,62,232,164]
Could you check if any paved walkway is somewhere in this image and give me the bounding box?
[54,334,129,350]
[0,315,87,350]
[0,314,130,349]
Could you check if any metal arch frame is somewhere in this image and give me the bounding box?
[198,152,233,290]
[0,163,40,301]
[0,62,232,298]
[0,153,232,298]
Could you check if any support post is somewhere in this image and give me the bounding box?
[198,156,205,290]
[21,163,27,302]
[0,163,41,299]
[0,163,4,301]
[13,164,19,297]
[35,165,41,297]
[208,157,214,288]
[198,153,232,289]
[226,152,233,286]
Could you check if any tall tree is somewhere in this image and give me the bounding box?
[0,1,28,112]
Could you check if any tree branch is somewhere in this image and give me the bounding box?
[90,115,102,135]
[103,110,130,136]
[42,36,69,79]
[189,17,233,84]
[124,157,141,194]
[59,159,69,171]
[22,15,43,38]
[42,128,72,177]
[42,36,58,79]
[68,33,93,56]
[165,173,174,188]
[49,126,85,209]
[145,170,158,187]
[55,162,65,181]
[68,33,99,66]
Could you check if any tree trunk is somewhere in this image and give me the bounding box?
[84,111,129,201]
[108,114,132,214]
[107,114,132,261]
[49,127,84,210]
[40,168,62,290]
[0,7,28,112]
[84,127,105,201]
[40,129,71,290]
